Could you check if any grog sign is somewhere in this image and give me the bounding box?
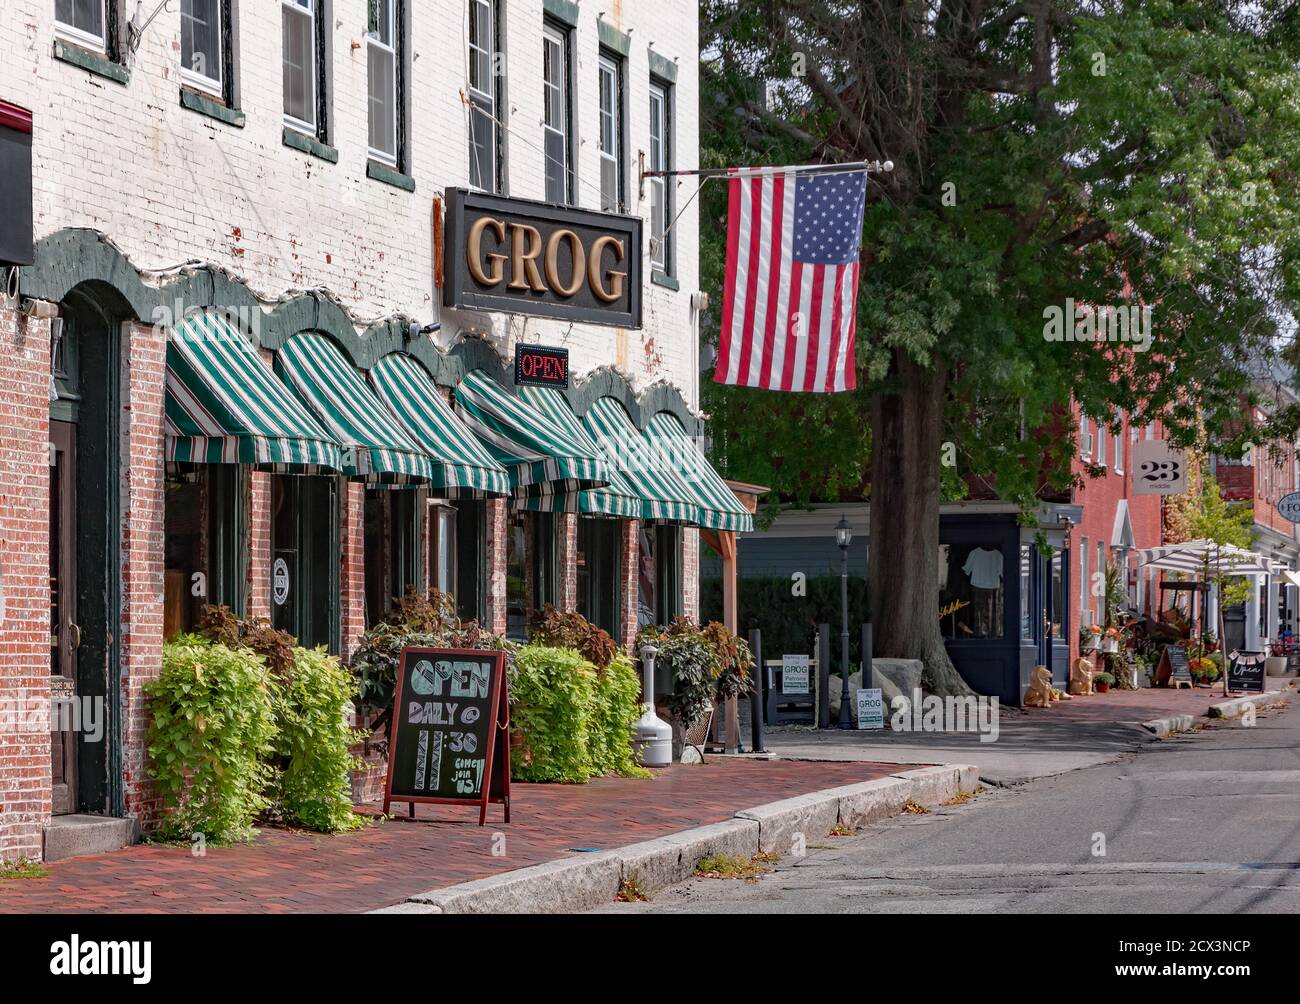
[443,188,642,328]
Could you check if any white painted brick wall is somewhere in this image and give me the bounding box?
[1,0,700,408]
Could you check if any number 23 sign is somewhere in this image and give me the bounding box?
[1131,440,1187,495]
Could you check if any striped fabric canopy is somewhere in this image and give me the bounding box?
[519,386,643,517]
[644,413,754,533]
[369,353,510,498]
[582,397,700,523]
[275,333,434,485]
[1137,539,1272,578]
[453,368,611,500]
[165,312,342,472]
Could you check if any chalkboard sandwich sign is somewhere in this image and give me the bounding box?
[1157,644,1193,688]
[1227,650,1266,695]
[383,648,511,825]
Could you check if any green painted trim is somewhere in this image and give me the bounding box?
[648,49,679,84]
[180,88,245,127]
[367,160,416,192]
[52,39,129,84]
[543,0,580,27]
[651,271,680,291]
[20,228,699,431]
[597,19,631,57]
[283,128,338,163]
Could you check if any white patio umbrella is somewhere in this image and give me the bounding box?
[1137,538,1273,695]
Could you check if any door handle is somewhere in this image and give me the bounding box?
[69,623,81,652]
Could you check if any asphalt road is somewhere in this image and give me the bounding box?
[597,699,1300,914]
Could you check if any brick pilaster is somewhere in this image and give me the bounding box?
[340,480,367,660]
[560,513,578,612]
[484,498,508,635]
[119,320,167,831]
[245,470,273,621]
[0,305,52,863]
[620,519,641,653]
[681,526,700,623]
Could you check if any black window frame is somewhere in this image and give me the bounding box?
[282,0,330,144]
[180,0,239,109]
[541,16,575,206]
[597,46,627,214]
[468,0,504,194]
[648,76,675,276]
[576,516,622,637]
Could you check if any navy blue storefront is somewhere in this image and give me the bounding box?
[939,504,1078,705]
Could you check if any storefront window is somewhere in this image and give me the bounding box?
[576,517,621,637]
[638,525,682,627]
[505,511,558,640]
[364,489,420,627]
[940,542,1004,640]
[428,500,486,623]
[163,464,244,638]
[272,474,337,651]
[1050,550,1064,640]
[1019,545,1032,641]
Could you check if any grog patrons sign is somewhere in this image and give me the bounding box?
[443,188,642,328]
[384,648,510,825]
[1132,440,1187,495]
[514,343,569,388]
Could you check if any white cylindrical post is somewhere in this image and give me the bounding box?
[633,644,672,767]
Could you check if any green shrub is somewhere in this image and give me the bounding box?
[636,618,755,726]
[528,603,618,668]
[510,645,597,783]
[273,647,367,833]
[589,655,651,779]
[146,637,277,843]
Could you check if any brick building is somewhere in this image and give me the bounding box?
[0,0,750,863]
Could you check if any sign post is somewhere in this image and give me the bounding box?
[383,648,511,826]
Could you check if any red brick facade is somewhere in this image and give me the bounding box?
[0,308,52,864]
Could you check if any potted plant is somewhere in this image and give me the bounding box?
[1189,657,1220,686]
[1101,626,1121,654]
[1083,624,1103,651]
[1266,639,1288,678]
[1093,671,1115,693]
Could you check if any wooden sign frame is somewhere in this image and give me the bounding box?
[383,648,511,826]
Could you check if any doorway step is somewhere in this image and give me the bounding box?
[43,815,137,862]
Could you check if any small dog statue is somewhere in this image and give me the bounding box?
[1024,665,1054,707]
[1068,657,1096,696]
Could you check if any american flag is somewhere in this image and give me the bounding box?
[714,168,866,393]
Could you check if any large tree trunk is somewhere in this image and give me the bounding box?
[869,355,977,698]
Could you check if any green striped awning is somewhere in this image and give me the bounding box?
[165,313,343,472]
[275,333,434,485]
[582,397,701,523]
[453,369,612,505]
[369,353,510,498]
[644,413,754,532]
[519,386,643,517]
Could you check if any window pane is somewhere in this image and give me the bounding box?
[650,179,666,268]
[182,0,222,86]
[369,0,394,46]
[57,0,105,40]
[368,42,396,160]
[469,0,492,93]
[545,129,566,204]
[469,97,495,191]
[283,3,315,128]
[940,542,1005,640]
[601,156,618,213]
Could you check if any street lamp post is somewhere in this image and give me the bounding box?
[835,516,853,729]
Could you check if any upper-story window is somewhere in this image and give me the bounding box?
[1079,412,1091,459]
[468,0,502,192]
[542,22,573,205]
[1096,419,1107,466]
[181,0,229,100]
[648,79,674,274]
[598,52,625,212]
[367,0,400,167]
[283,0,327,140]
[1113,415,1123,474]
[55,0,107,51]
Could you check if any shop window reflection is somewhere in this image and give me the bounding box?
[940,542,1004,640]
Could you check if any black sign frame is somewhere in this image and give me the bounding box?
[383,647,511,826]
[1227,650,1266,695]
[514,343,569,388]
[0,100,34,267]
[443,188,643,328]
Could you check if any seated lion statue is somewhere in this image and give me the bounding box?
[1024,664,1054,708]
[1068,657,1096,696]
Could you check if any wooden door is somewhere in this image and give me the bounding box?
[49,421,78,815]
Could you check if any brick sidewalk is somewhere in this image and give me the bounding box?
[999,683,1251,724]
[0,759,901,914]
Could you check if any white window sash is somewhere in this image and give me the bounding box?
[366,8,398,166]
[282,0,318,135]
[55,2,108,53]
[180,0,224,97]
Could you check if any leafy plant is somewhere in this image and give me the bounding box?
[509,645,597,783]
[528,604,618,669]
[272,646,368,833]
[146,637,277,842]
[1093,672,1117,687]
[197,605,296,681]
[636,618,755,725]
[589,654,651,779]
